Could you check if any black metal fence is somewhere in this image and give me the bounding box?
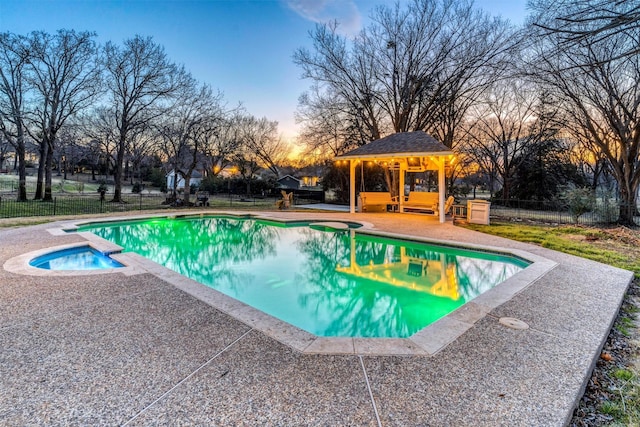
[0,190,326,219]
[287,189,325,204]
[3,192,625,224]
[0,194,169,218]
[486,198,622,224]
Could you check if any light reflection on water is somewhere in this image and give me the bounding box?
[80,217,528,338]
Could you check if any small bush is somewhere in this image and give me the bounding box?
[200,175,225,193]
[561,187,595,223]
[148,168,166,188]
[96,181,108,193]
[450,184,471,199]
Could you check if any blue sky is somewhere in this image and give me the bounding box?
[0,0,528,143]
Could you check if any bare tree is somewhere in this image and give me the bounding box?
[295,85,364,158]
[233,150,261,195]
[159,80,225,204]
[531,0,640,60]
[528,8,640,225]
[24,30,102,201]
[571,137,611,191]
[0,32,29,200]
[294,0,517,145]
[104,35,187,202]
[201,112,243,177]
[0,136,10,171]
[55,124,86,181]
[294,0,518,201]
[461,79,559,201]
[238,115,288,177]
[82,106,120,184]
[294,20,384,143]
[126,126,157,187]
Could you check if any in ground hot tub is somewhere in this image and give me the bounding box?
[29,246,124,270]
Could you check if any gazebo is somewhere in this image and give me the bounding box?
[334,131,454,223]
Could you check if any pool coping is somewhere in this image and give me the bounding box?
[4,212,557,356]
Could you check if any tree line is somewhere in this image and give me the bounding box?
[293,0,640,225]
[2,1,638,224]
[0,31,287,205]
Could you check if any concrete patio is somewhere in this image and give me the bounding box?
[0,211,632,426]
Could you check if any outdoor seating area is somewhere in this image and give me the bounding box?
[357,191,398,212]
[358,191,457,217]
[334,131,454,222]
[403,191,440,214]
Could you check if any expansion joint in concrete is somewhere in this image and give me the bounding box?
[121,329,253,426]
[359,356,382,427]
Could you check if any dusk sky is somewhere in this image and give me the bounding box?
[0,0,528,145]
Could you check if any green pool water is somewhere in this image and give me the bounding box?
[79,216,529,338]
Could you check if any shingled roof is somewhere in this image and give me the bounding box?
[335,131,452,160]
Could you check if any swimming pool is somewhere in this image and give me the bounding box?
[78,216,529,338]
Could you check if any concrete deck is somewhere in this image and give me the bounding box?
[0,211,633,426]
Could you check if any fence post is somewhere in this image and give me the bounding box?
[139,193,142,211]
[53,197,57,216]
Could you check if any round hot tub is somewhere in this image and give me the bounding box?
[30,246,123,270]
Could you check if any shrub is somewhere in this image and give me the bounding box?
[200,175,226,193]
[148,168,166,188]
[561,187,595,223]
[97,181,108,194]
[449,184,471,199]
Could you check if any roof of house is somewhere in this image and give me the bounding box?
[334,131,453,160]
[166,169,203,179]
[277,174,301,182]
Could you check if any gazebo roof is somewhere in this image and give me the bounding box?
[334,131,453,160]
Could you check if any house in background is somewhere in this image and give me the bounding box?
[300,175,320,187]
[277,174,301,190]
[298,163,324,188]
[166,169,203,190]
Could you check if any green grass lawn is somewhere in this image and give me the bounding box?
[0,174,101,194]
[463,221,640,277]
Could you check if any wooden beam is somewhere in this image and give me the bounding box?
[350,160,356,214]
[399,161,405,213]
[438,157,446,223]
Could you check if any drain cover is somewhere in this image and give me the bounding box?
[499,317,529,330]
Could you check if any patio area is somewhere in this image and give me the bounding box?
[0,211,632,426]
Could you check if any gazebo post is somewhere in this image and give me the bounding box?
[399,162,405,213]
[438,157,446,223]
[349,160,356,214]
